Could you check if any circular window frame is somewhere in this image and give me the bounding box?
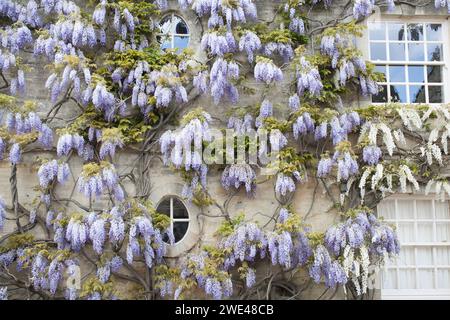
[157,13,191,52]
[156,194,191,245]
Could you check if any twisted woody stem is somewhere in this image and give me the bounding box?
[10,163,22,233]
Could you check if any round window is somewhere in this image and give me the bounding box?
[156,196,189,244]
[157,14,190,53]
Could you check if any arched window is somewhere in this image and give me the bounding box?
[157,14,190,53]
[157,196,190,244]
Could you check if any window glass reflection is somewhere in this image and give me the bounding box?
[390,85,407,103]
[371,43,386,60]
[389,66,406,82]
[428,86,443,103]
[409,85,426,103]
[408,66,424,83]
[408,43,425,61]
[427,44,442,61]
[389,43,405,61]
[407,24,424,41]
[426,24,442,41]
[388,23,405,41]
[370,23,386,40]
[427,66,442,83]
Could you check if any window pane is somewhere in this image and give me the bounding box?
[398,247,415,266]
[369,23,386,40]
[174,36,189,52]
[435,201,449,219]
[436,247,450,265]
[398,269,416,289]
[176,21,188,34]
[397,200,415,219]
[428,86,443,103]
[417,247,433,265]
[389,43,405,61]
[390,85,407,102]
[372,85,387,103]
[157,199,171,216]
[375,65,387,80]
[427,66,442,83]
[407,65,424,83]
[409,85,426,103]
[172,197,189,218]
[378,200,396,220]
[417,269,434,289]
[427,43,442,61]
[407,24,424,41]
[417,200,433,219]
[388,23,405,40]
[383,269,397,289]
[408,43,425,61]
[436,222,450,242]
[417,223,434,242]
[173,222,189,242]
[398,222,415,242]
[437,270,450,288]
[389,66,406,82]
[426,24,442,41]
[371,43,386,60]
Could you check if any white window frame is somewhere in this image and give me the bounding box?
[360,16,450,105]
[377,194,450,300]
[157,13,190,51]
[157,195,190,245]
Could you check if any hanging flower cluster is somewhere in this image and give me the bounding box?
[254,56,283,85]
[2,111,53,164]
[56,132,85,157]
[294,56,323,97]
[209,58,240,104]
[38,159,70,188]
[77,162,124,201]
[238,30,261,63]
[221,164,257,195]
[99,128,124,160]
[187,0,257,28]
[126,210,169,268]
[160,109,212,200]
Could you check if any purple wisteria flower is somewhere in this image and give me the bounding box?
[289,17,305,35]
[193,70,209,93]
[292,112,315,139]
[209,58,239,104]
[0,287,7,300]
[254,57,283,84]
[255,99,273,127]
[238,31,261,63]
[227,114,254,134]
[317,156,333,177]
[309,245,347,288]
[263,42,294,62]
[435,0,450,13]
[288,94,300,111]
[295,57,323,96]
[353,0,375,19]
[333,150,359,181]
[221,164,257,194]
[57,133,84,157]
[219,222,267,269]
[201,31,236,56]
[0,197,6,230]
[9,143,21,164]
[363,145,382,165]
[78,164,124,201]
[275,173,296,196]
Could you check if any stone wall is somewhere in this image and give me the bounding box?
[1,0,448,299]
